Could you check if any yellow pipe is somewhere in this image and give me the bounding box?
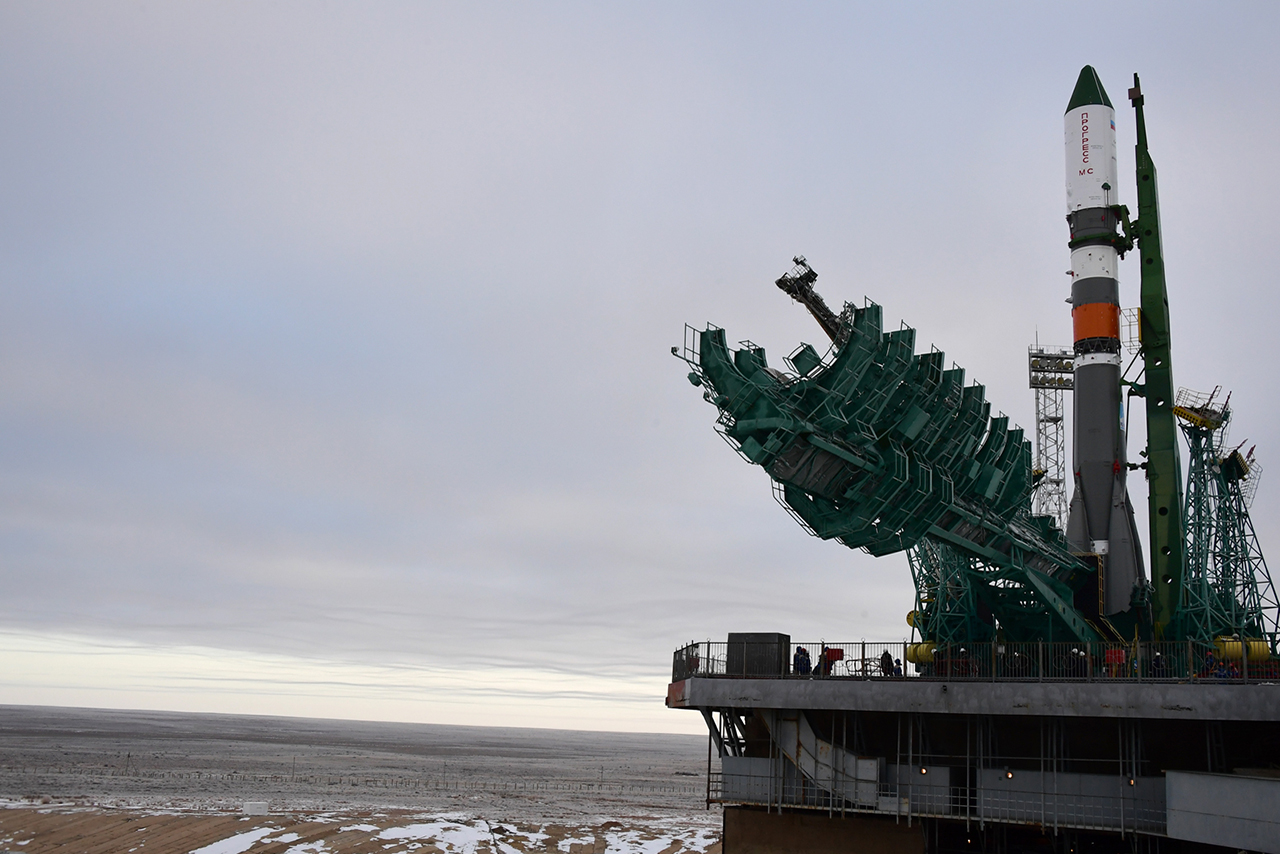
[906,642,936,664]
[1212,638,1271,661]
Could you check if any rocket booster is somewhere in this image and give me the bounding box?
[1063,66,1145,617]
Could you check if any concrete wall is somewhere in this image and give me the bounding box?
[1166,771,1280,853]
[723,807,923,854]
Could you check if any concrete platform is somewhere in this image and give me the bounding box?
[668,676,1280,722]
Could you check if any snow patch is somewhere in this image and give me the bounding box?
[284,842,330,853]
[264,832,301,843]
[377,819,521,853]
[188,827,277,854]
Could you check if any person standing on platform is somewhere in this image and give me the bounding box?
[793,646,812,676]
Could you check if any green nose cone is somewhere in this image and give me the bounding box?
[1066,65,1113,113]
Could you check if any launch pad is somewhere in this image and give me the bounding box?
[668,68,1280,854]
[668,647,1280,852]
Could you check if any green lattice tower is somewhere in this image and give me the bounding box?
[907,541,992,646]
[1173,390,1280,648]
[1175,400,1232,643]
[1213,444,1279,647]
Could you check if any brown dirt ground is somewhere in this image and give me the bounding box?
[0,803,724,854]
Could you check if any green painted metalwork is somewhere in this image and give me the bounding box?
[1128,75,1186,635]
[1067,65,1113,113]
[676,264,1101,643]
[675,76,1268,650]
[1171,390,1279,648]
[907,541,991,645]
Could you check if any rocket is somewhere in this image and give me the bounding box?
[1063,66,1146,619]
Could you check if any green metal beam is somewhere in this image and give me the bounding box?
[1130,75,1186,635]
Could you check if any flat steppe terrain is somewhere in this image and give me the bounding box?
[0,705,719,854]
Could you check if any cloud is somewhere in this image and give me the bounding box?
[0,629,691,733]
[2,2,1280,729]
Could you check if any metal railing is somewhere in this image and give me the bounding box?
[707,767,1166,834]
[672,640,1280,683]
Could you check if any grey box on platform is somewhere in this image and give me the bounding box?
[726,633,790,677]
[854,757,881,806]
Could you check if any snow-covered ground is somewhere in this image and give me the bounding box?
[1,801,722,853]
[0,706,721,852]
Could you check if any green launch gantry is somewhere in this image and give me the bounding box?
[1169,388,1280,646]
[677,281,1101,645]
[676,74,1277,653]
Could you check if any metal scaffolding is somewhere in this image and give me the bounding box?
[1027,346,1073,532]
[906,539,990,647]
[1172,387,1279,647]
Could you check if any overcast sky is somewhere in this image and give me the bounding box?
[3,3,1280,734]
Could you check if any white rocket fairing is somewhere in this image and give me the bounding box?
[1065,99,1118,215]
[1062,66,1146,618]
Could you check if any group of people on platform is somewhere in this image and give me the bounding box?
[792,645,901,677]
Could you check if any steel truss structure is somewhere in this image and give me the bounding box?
[678,289,1102,645]
[1171,387,1280,646]
[1027,346,1072,532]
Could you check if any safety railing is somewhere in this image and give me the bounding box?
[707,767,1166,834]
[672,639,1280,683]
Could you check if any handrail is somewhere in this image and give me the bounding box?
[672,639,1275,684]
